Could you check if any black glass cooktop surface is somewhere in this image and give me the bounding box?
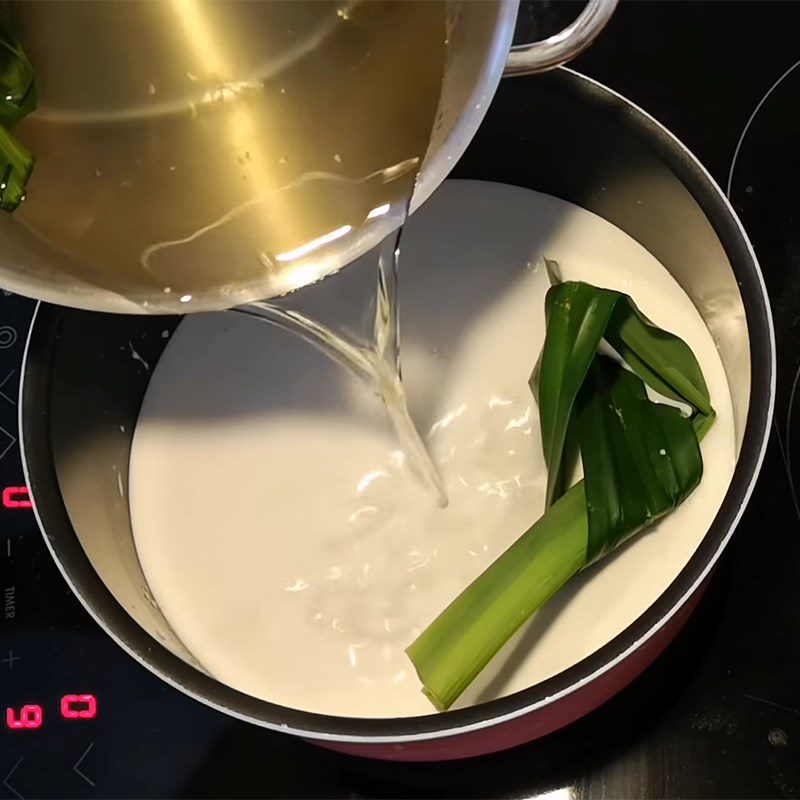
[3,2,800,797]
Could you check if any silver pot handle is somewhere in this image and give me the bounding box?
[504,0,618,76]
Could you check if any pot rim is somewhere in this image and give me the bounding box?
[19,67,775,745]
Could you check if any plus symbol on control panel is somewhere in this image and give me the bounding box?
[2,650,20,669]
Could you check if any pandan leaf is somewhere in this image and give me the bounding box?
[0,123,33,211]
[0,10,35,211]
[603,296,713,415]
[538,281,713,511]
[535,281,616,507]
[406,483,588,712]
[577,356,702,564]
[0,11,35,128]
[408,266,716,711]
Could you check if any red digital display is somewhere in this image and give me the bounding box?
[2,486,31,509]
[60,694,97,719]
[5,695,96,730]
[6,705,42,730]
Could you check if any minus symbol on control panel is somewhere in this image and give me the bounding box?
[73,743,96,788]
[2,756,23,800]
[5,539,9,557]
[0,370,15,406]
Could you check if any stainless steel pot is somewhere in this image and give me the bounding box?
[1,0,615,312]
[19,69,774,760]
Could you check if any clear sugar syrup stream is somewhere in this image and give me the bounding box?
[236,218,449,508]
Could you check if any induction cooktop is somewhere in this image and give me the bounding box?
[3,2,800,798]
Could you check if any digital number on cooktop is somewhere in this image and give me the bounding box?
[6,694,97,730]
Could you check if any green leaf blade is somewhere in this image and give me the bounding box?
[0,123,33,211]
[0,14,35,129]
[578,357,703,564]
[604,297,713,416]
[536,282,618,507]
[0,11,36,212]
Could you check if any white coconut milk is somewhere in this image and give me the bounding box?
[129,181,736,718]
